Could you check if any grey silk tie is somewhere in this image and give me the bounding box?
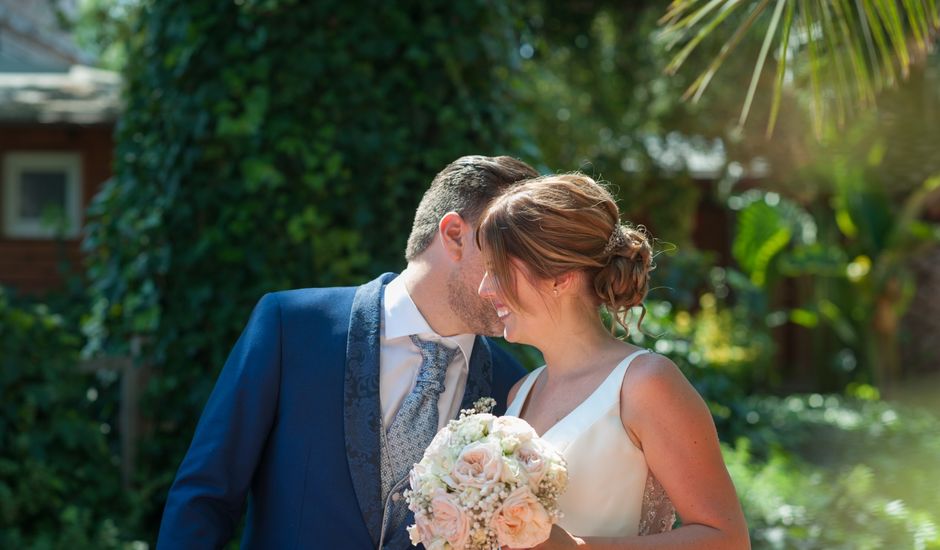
[381,335,458,537]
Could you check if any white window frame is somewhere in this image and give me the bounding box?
[2,151,83,239]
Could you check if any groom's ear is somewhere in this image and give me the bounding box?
[439,212,467,261]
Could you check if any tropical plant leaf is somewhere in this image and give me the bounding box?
[777,243,850,277]
[733,200,793,286]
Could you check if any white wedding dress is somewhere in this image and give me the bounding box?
[505,349,676,537]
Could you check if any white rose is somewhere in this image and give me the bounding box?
[500,455,523,485]
[492,416,537,442]
[408,509,436,545]
[452,440,503,488]
[425,425,452,457]
[494,486,553,548]
[432,452,456,478]
[410,462,444,496]
[407,524,420,546]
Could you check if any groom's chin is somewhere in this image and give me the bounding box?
[481,312,507,337]
[484,323,505,338]
[465,306,504,337]
[472,317,504,338]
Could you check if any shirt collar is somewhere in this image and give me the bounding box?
[384,273,476,364]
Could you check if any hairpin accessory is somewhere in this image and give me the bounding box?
[602,225,627,255]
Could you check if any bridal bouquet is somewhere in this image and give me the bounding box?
[405,398,568,550]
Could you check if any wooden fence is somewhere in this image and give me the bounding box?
[79,336,151,491]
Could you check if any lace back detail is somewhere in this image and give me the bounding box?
[638,473,676,535]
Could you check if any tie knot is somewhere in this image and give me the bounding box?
[410,335,458,392]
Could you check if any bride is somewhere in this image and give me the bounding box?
[475,174,749,549]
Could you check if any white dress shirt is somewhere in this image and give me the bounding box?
[380,275,475,431]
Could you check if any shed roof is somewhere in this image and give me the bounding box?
[0,64,120,124]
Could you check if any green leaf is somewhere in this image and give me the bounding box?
[733,200,793,286]
[790,307,820,327]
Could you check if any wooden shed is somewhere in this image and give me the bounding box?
[0,0,119,293]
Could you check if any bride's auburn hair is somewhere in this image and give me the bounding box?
[476,173,653,335]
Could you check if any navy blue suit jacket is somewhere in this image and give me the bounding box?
[156,273,526,549]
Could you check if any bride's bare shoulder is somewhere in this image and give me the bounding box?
[622,350,684,384]
[620,352,706,417]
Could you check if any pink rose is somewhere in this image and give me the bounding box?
[494,487,552,548]
[452,440,503,488]
[428,490,470,549]
[514,440,550,489]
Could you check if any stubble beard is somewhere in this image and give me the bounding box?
[447,269,503,337]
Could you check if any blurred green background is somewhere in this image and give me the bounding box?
[2,1,939,548]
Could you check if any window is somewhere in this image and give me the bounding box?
[2,152,82,239]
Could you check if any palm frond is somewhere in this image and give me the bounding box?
[741,0,788,128]
[659,0,940,137]
[766,0,796,137]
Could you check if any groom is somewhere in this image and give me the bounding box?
[156,156,538,549]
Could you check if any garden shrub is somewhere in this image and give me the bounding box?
[738,394,940,515]
[726,437,939,550]
[0,288,130,549]
[712,393,940,549]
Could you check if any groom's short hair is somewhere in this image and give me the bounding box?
[405,155,538,260]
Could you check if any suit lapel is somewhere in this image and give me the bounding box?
[343,274,393,547]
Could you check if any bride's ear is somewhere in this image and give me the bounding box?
[551,271,580,296]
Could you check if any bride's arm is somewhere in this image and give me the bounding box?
[527,353,749,550]
[589,352,749,549]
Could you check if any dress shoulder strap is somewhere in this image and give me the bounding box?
[505,366,545,417]
[597,348,651,403]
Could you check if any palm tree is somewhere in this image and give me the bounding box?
[659,0,940,137]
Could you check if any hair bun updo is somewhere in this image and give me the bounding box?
[593,224,653,315]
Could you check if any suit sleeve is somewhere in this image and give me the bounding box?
[156,293,282,549]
